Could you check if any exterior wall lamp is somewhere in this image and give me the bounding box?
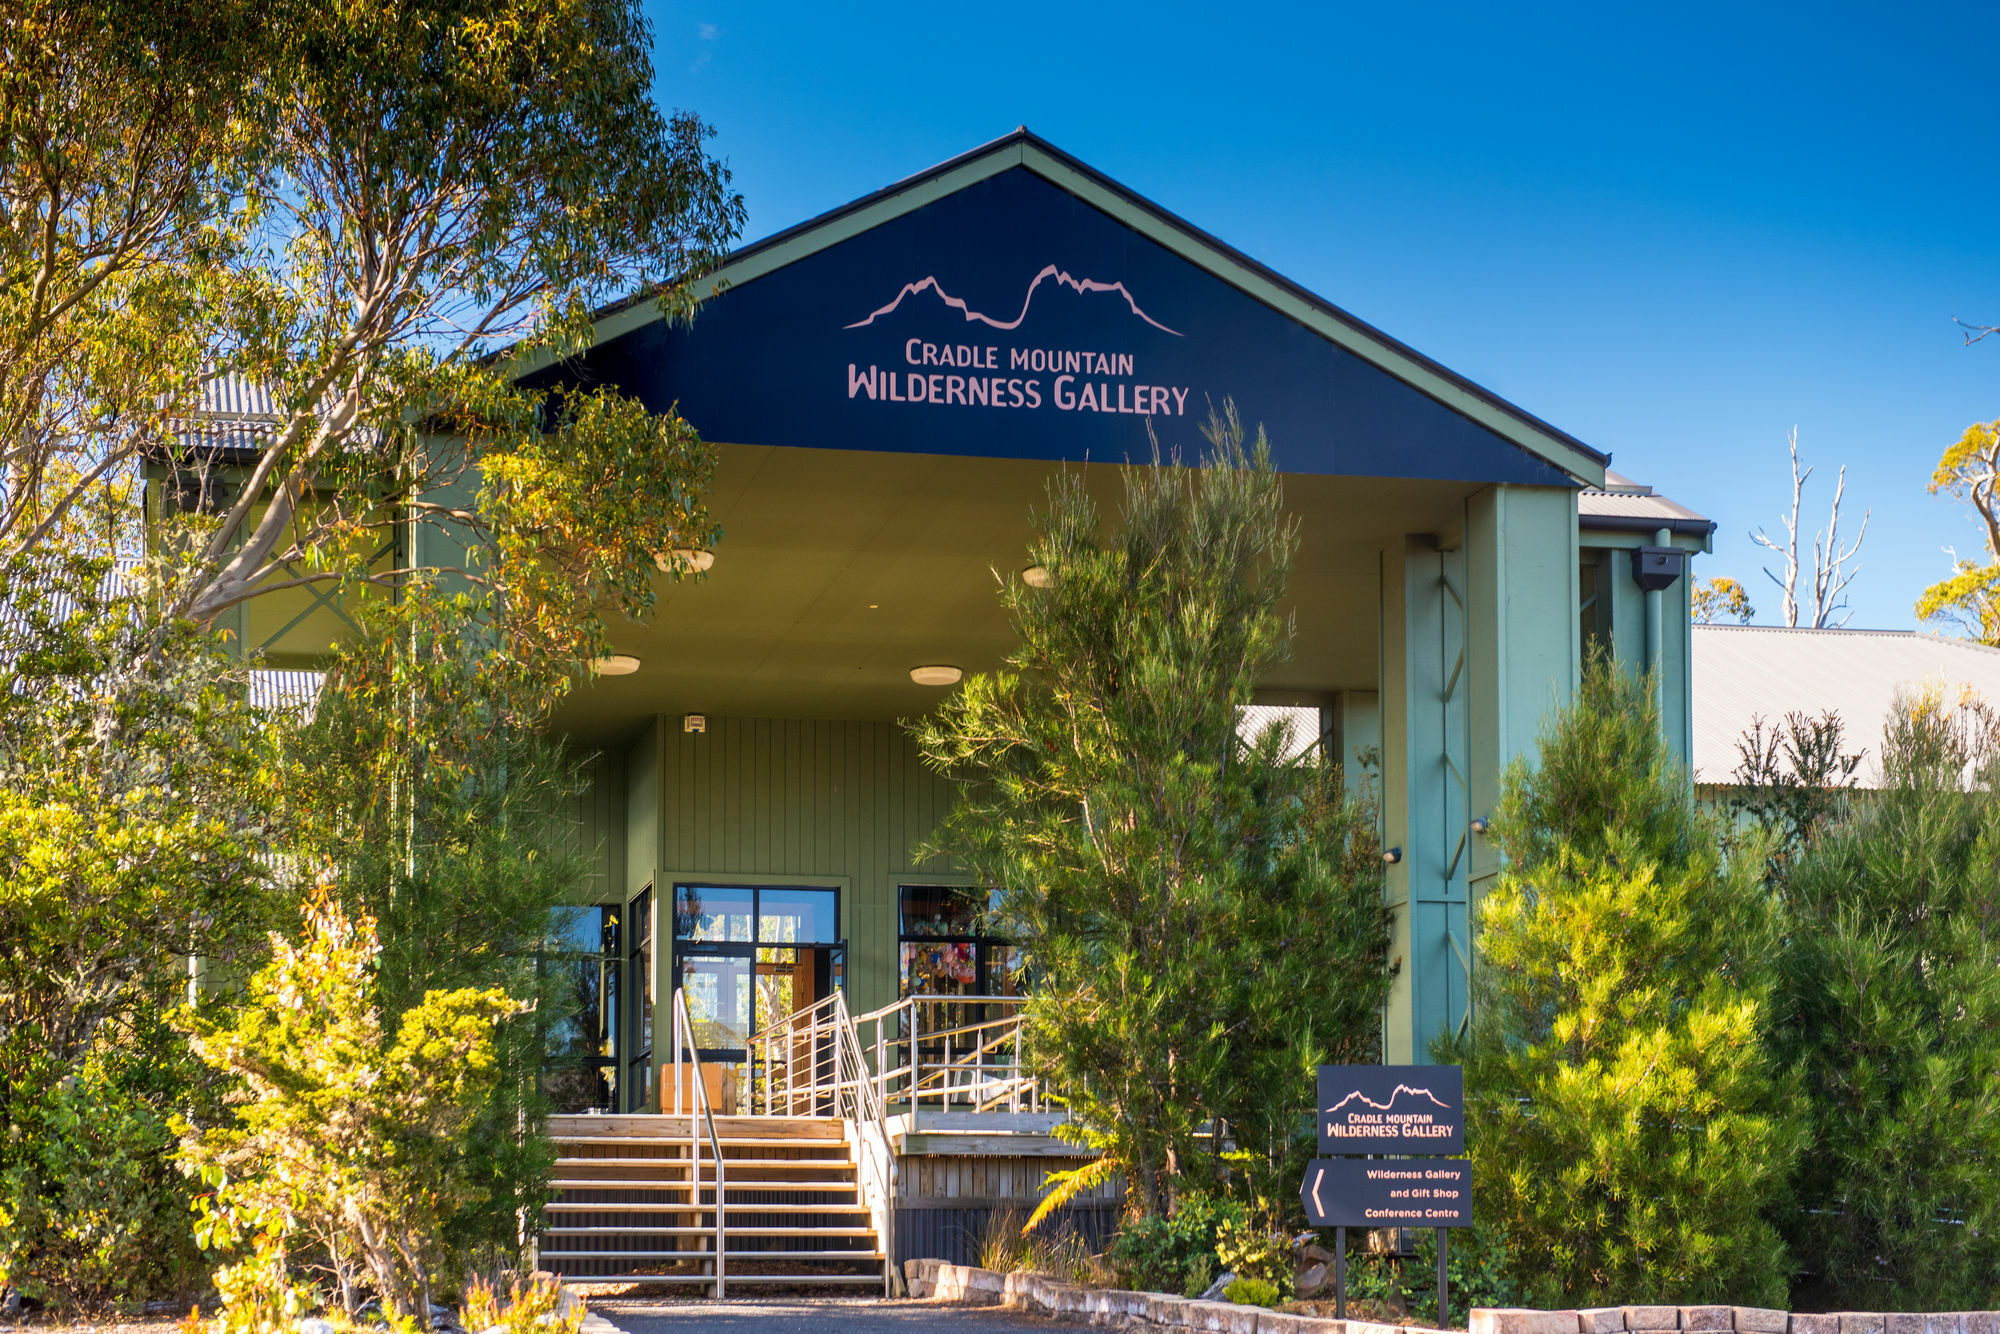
[1382,846,1402,865]
[1470,817,1490,835]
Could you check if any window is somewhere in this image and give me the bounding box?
[542,904,620,1114]
[898,885,1021,1000]
[627,887,653,1112]
[1580,551,1613,664]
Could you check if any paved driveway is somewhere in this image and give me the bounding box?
[592,1297,1060,1333]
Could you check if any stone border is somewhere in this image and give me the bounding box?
[905,1260,2000,1334]
[907,1257,1376,1333]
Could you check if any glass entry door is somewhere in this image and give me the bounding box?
[671,884,840,1113]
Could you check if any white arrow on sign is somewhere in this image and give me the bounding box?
[1312,1164,1325,1215]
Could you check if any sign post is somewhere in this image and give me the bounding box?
[1303,1065,1469,1325]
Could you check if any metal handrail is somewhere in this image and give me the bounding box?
[753,992,1040,1117]
[670,988,727,1298]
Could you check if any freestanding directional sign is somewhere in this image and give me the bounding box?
[1300,1157,1472,1228]
[1317,1064,1463,1155]
[1305,1064,1470,1327]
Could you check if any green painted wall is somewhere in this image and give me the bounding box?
[614,714,957,1024]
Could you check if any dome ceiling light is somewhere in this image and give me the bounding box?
[593,654,641,676]
[655,548,716,573]
[909,664,963,686]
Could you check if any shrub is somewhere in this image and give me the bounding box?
[1222,1276,1280,1308]
[1345,1226,1521,1326]
[914,408,1389,1220]
[1444,658,1798,1307]
[1214,1206,1294,1299]
[0,1028,208,1311]
[1108,1190,1251,1297]
[462,1273,584,1334]
[1774,686,2000,1308]
[179,891,524,1322]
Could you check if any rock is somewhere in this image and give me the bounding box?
[1732,1311,1788,1334]
[1623,1309,1679,1332]
[1682,1312,1732,1334]
[1299,1243,1335,1265]
[429,1303,461,1332]
[1578,1310,1624,1334]
[296,1320,338,1334]
[1790,1319,1841,1334]
[1295,1263,1328,1297]
[1837,1316,1886,1334]
[0,1289,19,1321]
[1472,1311,1585,1334]
[1200,1271,1239,1302]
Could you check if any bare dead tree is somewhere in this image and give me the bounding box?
[1750,427,1870,628]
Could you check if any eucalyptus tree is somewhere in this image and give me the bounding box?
[0,0,743,691]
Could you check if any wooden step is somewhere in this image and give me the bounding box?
[544,1232,872,1240]
[547,1272,883,1287]
[544,1249,884,1262]
[545,1200,870,1213]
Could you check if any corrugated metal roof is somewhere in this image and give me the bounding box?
[1579,468,1713,534]
[1692,624,2000,786]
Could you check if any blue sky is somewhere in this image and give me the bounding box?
[644,1,2000,632]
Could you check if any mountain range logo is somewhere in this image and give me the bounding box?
[1324,1084,1454,1114]
[844,264,1184,336]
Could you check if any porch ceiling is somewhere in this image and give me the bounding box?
[549,441,1481,746]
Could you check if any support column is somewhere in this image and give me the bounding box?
[1382,486,1579,1063]
[1463,483,1580,1025]
[1378,534,1469,1062]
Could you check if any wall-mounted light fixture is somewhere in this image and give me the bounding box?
[1470,817,1490,835]
[910,664,963,686]
[1382,846,1402,865]
[592,654,640,676]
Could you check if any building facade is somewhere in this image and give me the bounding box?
[506,131,1713,1111]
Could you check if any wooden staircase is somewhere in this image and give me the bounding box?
[537,1114,888,1294]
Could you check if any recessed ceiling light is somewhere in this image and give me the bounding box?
[909,664,963,686]
[593,654,641,676]
[1021,565,1054,588]
[655,548,716,573]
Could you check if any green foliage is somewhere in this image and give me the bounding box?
[0,0,738,696]
[0,1019,210,1310]
[1108,1191,1251,1297]
[0,553,277,1309]
[1725,709,1861,887]
[1214,1206,1294,1299]
[1691,575,1755,624]
[271,586,586,1274]
[913,406,1391,1219]
[180,892,525,1321]
[1343,1226,1521,1326]
[462,1273,586,1334]
[1222,1277,1280,1308]
[1918,419,2000,644]
[1445,656,1798,1308]
[1773,685,2000,1308]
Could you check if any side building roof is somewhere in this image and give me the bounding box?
[1580,468,1714,541]
[1692,623,2000,786]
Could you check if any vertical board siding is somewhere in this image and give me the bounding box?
[648,714,960,1017]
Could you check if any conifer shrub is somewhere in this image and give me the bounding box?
[913,407,1390,1221]
[1444,658,1798,1307]
[1774,686,2000,1309]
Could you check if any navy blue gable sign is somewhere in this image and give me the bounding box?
[553,168,1574,485]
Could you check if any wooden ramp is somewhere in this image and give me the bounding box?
[538,1114,888,1295]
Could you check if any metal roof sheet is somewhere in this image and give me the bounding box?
[1691,624,2000,786]
[1579,468,1712,534]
